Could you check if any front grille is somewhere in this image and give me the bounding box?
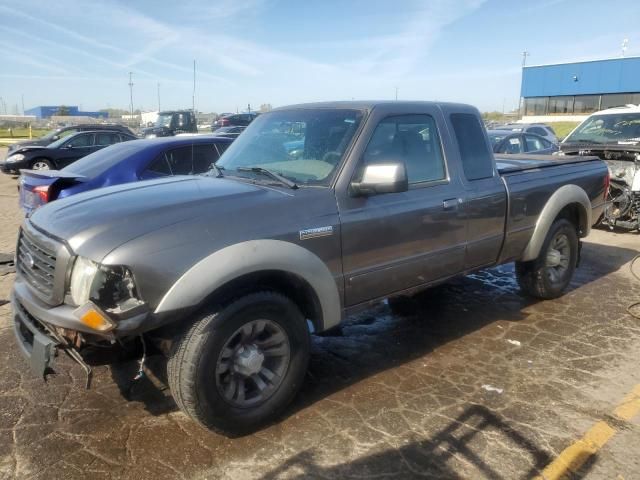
[17,230,57,299]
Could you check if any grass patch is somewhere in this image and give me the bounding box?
[0,127,50,138]
[550,122,579,141]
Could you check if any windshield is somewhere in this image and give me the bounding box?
[155,114,174,128]
[564,112,640,144]
[215,108,364,186]
[63,141,144,177]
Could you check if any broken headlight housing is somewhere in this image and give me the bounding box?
[69,256,143,313]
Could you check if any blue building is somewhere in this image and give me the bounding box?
[24,105,108,120]
[521,57,640,117]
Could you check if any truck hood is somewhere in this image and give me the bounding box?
[28,176,285,260]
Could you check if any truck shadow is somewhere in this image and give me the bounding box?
[259,404,553,479]
[107,241,638,423]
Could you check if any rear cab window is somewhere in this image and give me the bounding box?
[450,113,495,181]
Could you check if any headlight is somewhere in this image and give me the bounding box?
[69,257,142,311]
[6,154,25,163]
[145,134,157,139]
[69,256,99,306]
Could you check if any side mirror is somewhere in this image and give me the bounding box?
[52,135,60,141]
[350,162,408,197]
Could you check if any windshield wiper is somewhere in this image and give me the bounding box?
[236,167,298,189]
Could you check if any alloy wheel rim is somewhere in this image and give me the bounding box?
[545,233,570,284]
[215,319,290,408]
[32,161,50,170]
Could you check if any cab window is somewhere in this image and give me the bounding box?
[450,113,494,180]
[361,114,446,184]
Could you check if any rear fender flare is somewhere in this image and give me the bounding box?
[154,239,342,331]
[521,184,591,261]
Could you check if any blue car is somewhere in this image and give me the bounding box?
[18,135,233,215]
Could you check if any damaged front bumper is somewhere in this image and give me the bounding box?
[12,290,95,387]
[11,277,150,387]
[13,293,59,378]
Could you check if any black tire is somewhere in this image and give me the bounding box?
[167,291,310,435]
[30,158,54,170]
[516,219,578,299]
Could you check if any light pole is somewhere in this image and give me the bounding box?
[518,51,530,119]
[395,86,398,101]
[192,60,196,113]
[157,82,161,112]
[621,38,629,58]
[128,72,134,119]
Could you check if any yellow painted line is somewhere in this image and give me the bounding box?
[535,384,640,480]
[613,384,640,421]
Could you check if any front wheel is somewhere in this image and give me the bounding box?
[167,291,310,435]
[516,219,579,299]
[31,158,53,170]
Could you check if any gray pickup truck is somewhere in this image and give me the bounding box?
[12,101,608,434]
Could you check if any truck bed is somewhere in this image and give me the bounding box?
[495,154,600,174]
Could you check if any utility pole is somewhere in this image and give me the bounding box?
[157,82,161,112]
[518,51,530,119]
[21,94,25,115]
[395,86,398,101]
[192,60,196,113]
[128,72,134,118]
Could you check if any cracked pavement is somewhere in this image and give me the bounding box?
[0,148,639,479]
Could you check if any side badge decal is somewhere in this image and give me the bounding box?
[300,226,333,240]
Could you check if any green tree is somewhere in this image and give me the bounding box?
[56,105,70,116]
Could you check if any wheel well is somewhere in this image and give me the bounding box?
[555,202,587,236]
[199,270,324,332]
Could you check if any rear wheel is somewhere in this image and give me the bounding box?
[516,219,578,299]
[31,158,53,170]
[167,291,310,435]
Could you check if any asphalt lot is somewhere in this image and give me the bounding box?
[0,146,639,479]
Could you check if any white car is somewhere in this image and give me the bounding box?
[560,104,640,230]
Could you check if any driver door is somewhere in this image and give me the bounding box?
[337,109,467,306]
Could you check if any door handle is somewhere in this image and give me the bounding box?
[443,198,461,210]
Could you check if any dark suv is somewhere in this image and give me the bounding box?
[212,112,258,131]
[7,124,134,154]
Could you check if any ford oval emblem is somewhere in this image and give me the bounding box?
[23,253,35,269]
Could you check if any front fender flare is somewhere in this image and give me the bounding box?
[521,184,591,262]
[155,239,342,330]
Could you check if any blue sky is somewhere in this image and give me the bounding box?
[1,0,639,114]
